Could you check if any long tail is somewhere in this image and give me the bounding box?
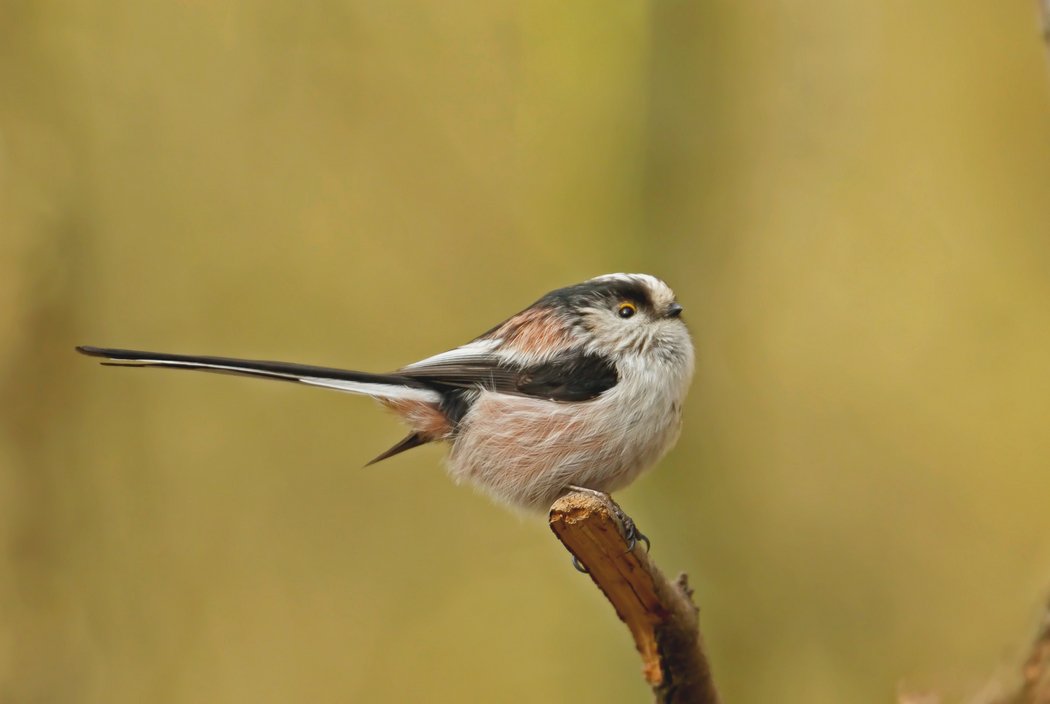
[75,346,442,403]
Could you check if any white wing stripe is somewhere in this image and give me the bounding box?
[401,339,501,370]
[299,378,441,402]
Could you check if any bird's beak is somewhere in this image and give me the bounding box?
[665,302,684,318]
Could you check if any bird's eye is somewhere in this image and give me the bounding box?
[617,302,637,319]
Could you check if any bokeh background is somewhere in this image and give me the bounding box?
[3,2,1050,702]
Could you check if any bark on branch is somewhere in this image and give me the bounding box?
[1041,0,1050,47]
[996,598,1050,704]
[898,597,1050,704]
[548,490,719,704]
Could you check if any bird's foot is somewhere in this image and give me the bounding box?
[565,485,651,567]
[619,512,651,554]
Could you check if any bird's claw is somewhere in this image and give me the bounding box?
[622,518,651,555]
[564,485,651,570]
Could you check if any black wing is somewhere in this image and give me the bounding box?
[515,354,618,401]
[399,349,618,402]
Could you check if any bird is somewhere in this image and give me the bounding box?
[76,273,695,517]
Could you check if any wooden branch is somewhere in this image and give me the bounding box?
[1041,0,1050,48]
[899,597,1050,704]
[997,597,1050,704]
[549,490,720,704]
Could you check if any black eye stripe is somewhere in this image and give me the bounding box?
[537,279,654,312]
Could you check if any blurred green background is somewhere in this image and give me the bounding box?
[3,2,1050,702]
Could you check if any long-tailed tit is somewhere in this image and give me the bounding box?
[77,273,694,514]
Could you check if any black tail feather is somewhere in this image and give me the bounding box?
[75,345,430,389]
[364,433,428,467]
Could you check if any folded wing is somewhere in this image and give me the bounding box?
[398,343,619,402]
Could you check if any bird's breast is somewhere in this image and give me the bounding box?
[443,353,690,512]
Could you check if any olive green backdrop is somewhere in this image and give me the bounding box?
[3,2,1050,702]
